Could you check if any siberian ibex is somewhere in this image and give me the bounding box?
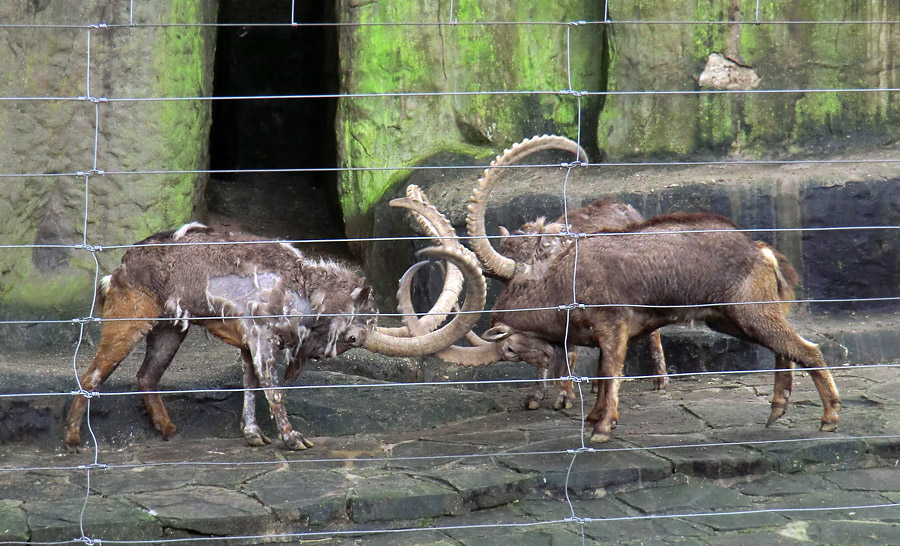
[403,135,841,443]
[399,186,668,411]
[64,221,485,451]
[398,137,667,410]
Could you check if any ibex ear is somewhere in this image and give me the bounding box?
[351,285,371,305]
[310,289,327,312]
[498,226,510,237]
[483,324,513,341]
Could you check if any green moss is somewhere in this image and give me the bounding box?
[339,1,600,229]
[146,0,209,238]
[693,0,728,53]
[0,252,95,319]
[793,91,843,138]
[698,94,735,148]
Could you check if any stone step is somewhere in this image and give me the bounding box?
[0,312,897,450]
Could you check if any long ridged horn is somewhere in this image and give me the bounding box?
[396,260,503,367]
[380,185,477,337]
[466,135,588,281]
[364,245,485,356]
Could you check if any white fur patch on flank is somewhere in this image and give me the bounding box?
[173,222,208,240]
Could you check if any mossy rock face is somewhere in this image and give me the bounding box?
[340,0,900,240]
[598,0,900,159]
[0,1,217,336]
[336,0,606,239]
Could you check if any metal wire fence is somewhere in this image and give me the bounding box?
[1,1,899,544]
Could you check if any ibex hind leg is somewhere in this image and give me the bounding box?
[648,330,669,390]
[137,323,188,440]
[767,355,794,427]
[731,308,840,432]
[64,286,160,450]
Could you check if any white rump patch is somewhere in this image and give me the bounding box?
[99,275,112,296]
[173,222,208,240]
[799,336,819,350]
[759,245,777,267]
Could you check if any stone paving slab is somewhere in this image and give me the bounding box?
[0,344,898,543]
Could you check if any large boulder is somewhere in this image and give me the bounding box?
[0,0,217,345]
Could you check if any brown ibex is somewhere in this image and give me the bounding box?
[495,196,669,407]
[399,186,668,411]
[64,222,485,451]
[405,135,841,443]
[398,140,667,411]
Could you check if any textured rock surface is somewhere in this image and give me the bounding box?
[335,0,606,238]
[1,364,899,543]
[341,1,900,239]
[597,1,900,159]
[0,1,216,337]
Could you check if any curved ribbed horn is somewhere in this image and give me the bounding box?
[396,260,504,367]
[381,184,477,337]
[363,245,485,356]
[466,135,588,281]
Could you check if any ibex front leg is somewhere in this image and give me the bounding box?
[587,323,629,443]
[553,350,577,410]
[247,328,313,450]
[239,347,270,446]
[525,367,549,410]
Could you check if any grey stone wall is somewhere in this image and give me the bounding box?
[0,0,217,345]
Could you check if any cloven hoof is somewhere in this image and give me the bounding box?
[819,421,839,433]
[766,405,787,427]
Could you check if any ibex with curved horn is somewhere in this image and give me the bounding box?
[64,222,484,451]
[400,136,668,410]
[402,135,840,443]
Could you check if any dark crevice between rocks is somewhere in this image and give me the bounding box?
[677,404,715,430]
[585,10,612,162]
[206,0,350,261]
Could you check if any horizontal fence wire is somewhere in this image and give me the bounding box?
[3,18,900,29]
[1,361,899,403]
[0,3,899,545]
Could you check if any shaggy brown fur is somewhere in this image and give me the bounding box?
[65,223,377,451]
[64,222,489,452]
